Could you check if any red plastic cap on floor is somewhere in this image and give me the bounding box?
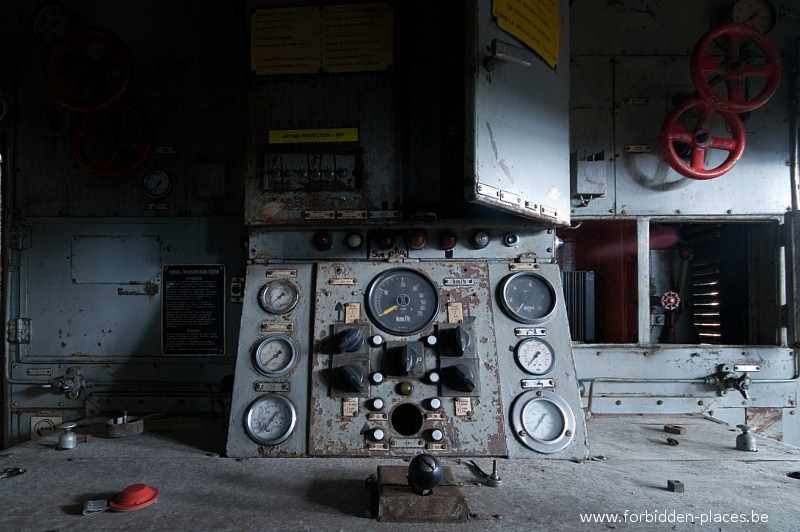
[109,483,159,511]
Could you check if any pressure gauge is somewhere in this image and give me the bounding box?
[499,271,556,324]
[515,338,555,375]
[366,268,440,336]
[253,334,298,378]
[142,170,172,199]
[732,0,776,33]
[511,390,575,454]
[244,394,296,446]
[258,279,299,314]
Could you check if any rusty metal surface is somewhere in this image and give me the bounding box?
[377,465,469,523]
[308,262,507,457]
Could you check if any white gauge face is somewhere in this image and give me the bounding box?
[521,399,565,442]
[245,394,296,446]
[259,279,299,314]
[516,338,555,375]
[511,390,576,453]
[253,334,297,377]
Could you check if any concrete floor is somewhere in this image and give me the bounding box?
[1,413,798,531]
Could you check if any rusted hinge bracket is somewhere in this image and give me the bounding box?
[7,318,31,344]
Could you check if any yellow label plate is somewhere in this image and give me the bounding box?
[269,128,359,144]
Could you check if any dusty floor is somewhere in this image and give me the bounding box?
[1,413,798,531]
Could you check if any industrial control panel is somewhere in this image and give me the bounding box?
[225,229,587,459]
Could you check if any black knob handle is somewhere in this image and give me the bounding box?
[451,325,471,355]
[334,364,365,393]
[444,364,476,393]
[338,328,365,353]
[400,343,421,374]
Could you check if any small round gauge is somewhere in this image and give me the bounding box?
[732,0,776,33]
[515,338,555,375]
[142,170,172,199]
[366,268,440,336]
[244,394,297,446]
[258,279,299,314]
[253,334,298,377]
[499,271,556,324]
[511,390,575,454]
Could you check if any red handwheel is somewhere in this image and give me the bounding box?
[71,103,153,179]
[46,28,132,112]
[659,97,746,180]
[690,23,781,113]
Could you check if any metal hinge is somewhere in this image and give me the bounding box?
[10,226,32,250]
[8,318,31,344]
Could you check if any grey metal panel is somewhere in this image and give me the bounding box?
[570,0,730,57]
[226,263,312,458]
[491,262,588,459]
[613,56,790,216]
[569,56,616,216]
[465,0,571,226]
[10,218,246,361]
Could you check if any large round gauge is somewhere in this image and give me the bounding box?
[499,271,556,324]
[515,338,555,375]
[366,268,440,336]
[244,394,296,446]
[511,390,576,454]
[253,334,298,378]
[258,279,299,314]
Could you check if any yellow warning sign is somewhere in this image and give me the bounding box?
[493,0,560,69]
[268,128,359,144]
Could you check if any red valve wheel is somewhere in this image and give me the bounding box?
[71,103,153,179]
[659,97,746,180]
[690,23,781,113]
[46,28,132,112]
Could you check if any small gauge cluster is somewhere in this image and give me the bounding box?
[226,257,586,460]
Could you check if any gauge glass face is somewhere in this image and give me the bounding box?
[366,268,440,336]
[142,170,172,199]
[732,0,775,33]
[253,334,297,377]
[259,279,299,314]
[245,394,296,446]
[521,398,565,442]
[500,272,555,324]
[516,338,555,375]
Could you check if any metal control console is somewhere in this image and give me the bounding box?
[226,230,588,459]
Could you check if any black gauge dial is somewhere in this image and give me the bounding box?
[499,271,555,324]
[366,268,440,336]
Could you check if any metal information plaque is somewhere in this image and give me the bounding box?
[162,265,225,355]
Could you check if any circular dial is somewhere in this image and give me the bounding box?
[366,268,440,336]
[515,338,555,375]
[143,170,172,199]
[253,334,298,377]
[258,279,299,314]
[499,271,556,324]
[732,0,775,33]
[244,394,296,446]
[511,390,576,454]
[522,398,565,441]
